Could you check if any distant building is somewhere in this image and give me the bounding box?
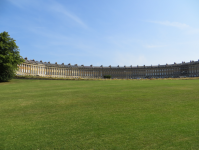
[17,57,199,79]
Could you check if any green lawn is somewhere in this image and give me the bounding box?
[0,79,199,150]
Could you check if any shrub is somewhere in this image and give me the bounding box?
[104,75,111,79]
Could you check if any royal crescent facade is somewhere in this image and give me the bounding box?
[17,57,199,79]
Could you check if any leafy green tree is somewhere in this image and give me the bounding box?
[104,75,111,79]
[0,31,24,82]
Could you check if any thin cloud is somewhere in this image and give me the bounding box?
[112,52,147,66]
[8,0,88,29]
[145,44,167,48]
[7,0,25,8]
[48,1,88,29]
[106,36,141,50]
[7,0,34,9]
[148,20,199,34]
[149,21,189,29]
[186,28,199,34]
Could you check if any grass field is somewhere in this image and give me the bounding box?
[0,79,199,150]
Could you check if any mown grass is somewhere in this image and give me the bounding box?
[0,79,199,149]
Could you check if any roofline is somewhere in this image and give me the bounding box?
[22,58,199,69]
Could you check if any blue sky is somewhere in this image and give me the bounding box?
[1,0,199,66]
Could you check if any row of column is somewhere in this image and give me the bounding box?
[45,68,101,78]
[18,63,199,78]
[146,68,181,76]
[19,64,45,75]
[189,66,199,73]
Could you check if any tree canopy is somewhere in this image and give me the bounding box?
[0,31,24,82]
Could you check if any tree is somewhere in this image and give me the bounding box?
[0,31,24,82]
[104,75,111,79]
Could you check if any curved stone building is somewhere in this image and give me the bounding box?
[17,57,199,79]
